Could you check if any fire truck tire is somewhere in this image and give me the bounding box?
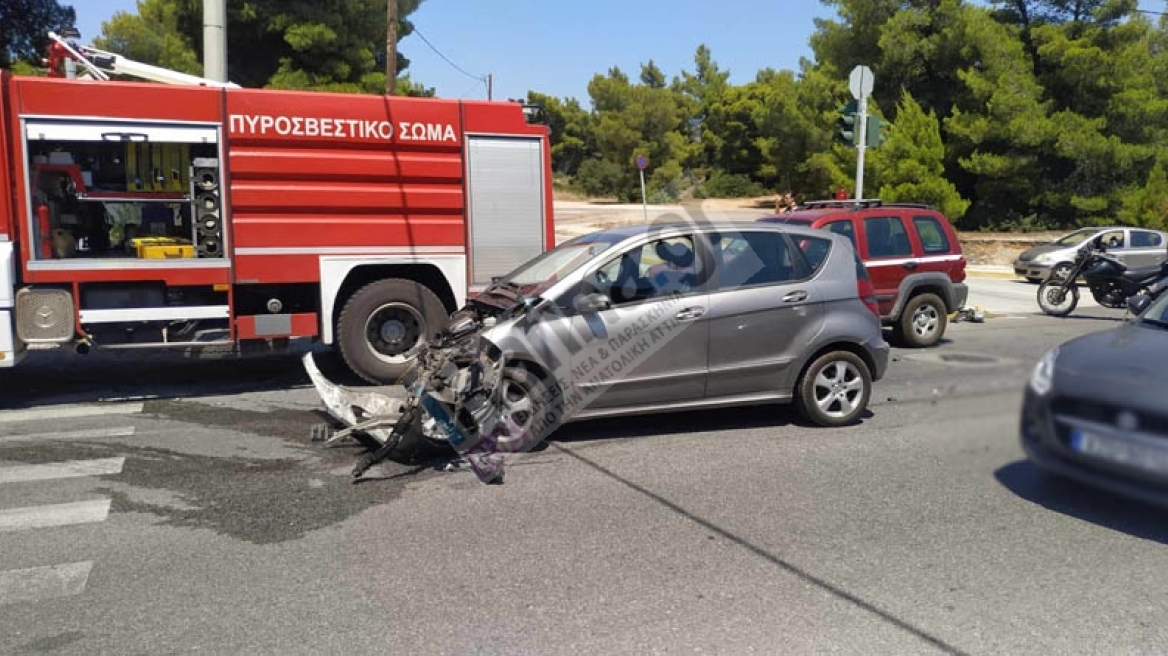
[336,278,448,385]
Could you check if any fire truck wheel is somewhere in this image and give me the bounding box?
[336,278,448,384]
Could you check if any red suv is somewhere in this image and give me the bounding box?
[760,199,968,347]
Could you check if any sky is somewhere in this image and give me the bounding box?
[73,0,832,101]
[73,0,1166,103]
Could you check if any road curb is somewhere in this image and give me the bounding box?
[966,270,1019,280]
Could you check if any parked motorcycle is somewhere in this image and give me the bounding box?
[1037,236,1168,317]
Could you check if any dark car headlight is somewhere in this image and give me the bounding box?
[1028,347,1059,396]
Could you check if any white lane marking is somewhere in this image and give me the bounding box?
[0,403,144,424]
[0,561,93,606]
[0,458,125,485]
[0,426,136,443]
[0,499,111,533]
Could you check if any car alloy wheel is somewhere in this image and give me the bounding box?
[911,303,939,340]
[795,351,872,427]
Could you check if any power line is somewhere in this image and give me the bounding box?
[409,25,487,85]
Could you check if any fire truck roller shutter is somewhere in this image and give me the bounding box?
[465,136,547,286]
[335,278,449,385]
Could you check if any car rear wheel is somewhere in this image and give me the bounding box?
[795,351,872,427]
[896,293,947,348]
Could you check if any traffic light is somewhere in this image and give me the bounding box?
[835,100,858,146]
[865,115,887,148]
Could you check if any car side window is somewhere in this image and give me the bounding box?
[710,231,803,290]
[585,236,700,306]
[1099,230,1125,249]
[912,216,951,254]
[793,235,833,274]
[863,216,913,258]
[1131,230,1163,248]
[825,220,856,250]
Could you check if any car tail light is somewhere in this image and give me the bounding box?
[853,254,880,318]
[858,277,880,318]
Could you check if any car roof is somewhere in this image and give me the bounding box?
[759,209,844,223]
[590,219,844,242]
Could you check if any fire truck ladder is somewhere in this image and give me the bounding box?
[46,31,240,88]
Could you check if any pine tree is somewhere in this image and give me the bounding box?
[873,89,970,222]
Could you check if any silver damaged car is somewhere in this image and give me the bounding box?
[308,221,892,483]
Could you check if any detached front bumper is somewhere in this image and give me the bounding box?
[1020,387,1168,508]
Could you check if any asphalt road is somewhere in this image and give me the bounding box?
[3,295,1164,654]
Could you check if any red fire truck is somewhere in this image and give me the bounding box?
[0,33,554,384]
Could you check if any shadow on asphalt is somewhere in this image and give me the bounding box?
[550,404,875,445]
[363,403,877,472]
[994,460,1168,544]
[0,347,366,410]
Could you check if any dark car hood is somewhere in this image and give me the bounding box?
[1017,244,1063,261]
[1053,323,1168,410]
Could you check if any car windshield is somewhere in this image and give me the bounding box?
[1139,293,1168,330]
[493,232,626,296]
[1053,228,1098,246]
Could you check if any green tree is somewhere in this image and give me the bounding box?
[1119,158,1168,230]
[526,91,595,175]
[2,0,76,67]
[941,6,1056,228]
[95,0,428,94]
[873,89,970,221]
[93,0,202,77]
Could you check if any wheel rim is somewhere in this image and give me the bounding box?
[364,302,425,364]
[813,360,865,419]
[911,303,939,338]
[495,374,540,450]
[1039,284,1074,312]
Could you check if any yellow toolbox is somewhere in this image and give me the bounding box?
[133,237,195,259]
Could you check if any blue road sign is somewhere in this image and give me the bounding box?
[636,154,648,170]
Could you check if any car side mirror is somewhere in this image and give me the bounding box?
[573,292,611,314]
[1128,294,1152,316]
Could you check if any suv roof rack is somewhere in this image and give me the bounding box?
[797,198,936,211]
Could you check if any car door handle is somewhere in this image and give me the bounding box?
[674,307,706,320]
[903,260,919,270]
[782,290,809,303]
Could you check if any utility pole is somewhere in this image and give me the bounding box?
[386,0,398,95]
[487,73,492,101]
[203,0,227,83]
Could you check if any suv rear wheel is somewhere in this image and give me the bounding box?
[896,292,947,348]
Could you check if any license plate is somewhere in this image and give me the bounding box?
[1070,428,1168,475]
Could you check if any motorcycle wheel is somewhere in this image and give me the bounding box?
[1037,279,1079,317]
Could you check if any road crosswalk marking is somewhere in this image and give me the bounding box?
[0,413,140,609]
[0,426,136,443]
[0,402,144,424]
[0,499,111,533]
[0,561,93,607]
[0,457,125,485]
